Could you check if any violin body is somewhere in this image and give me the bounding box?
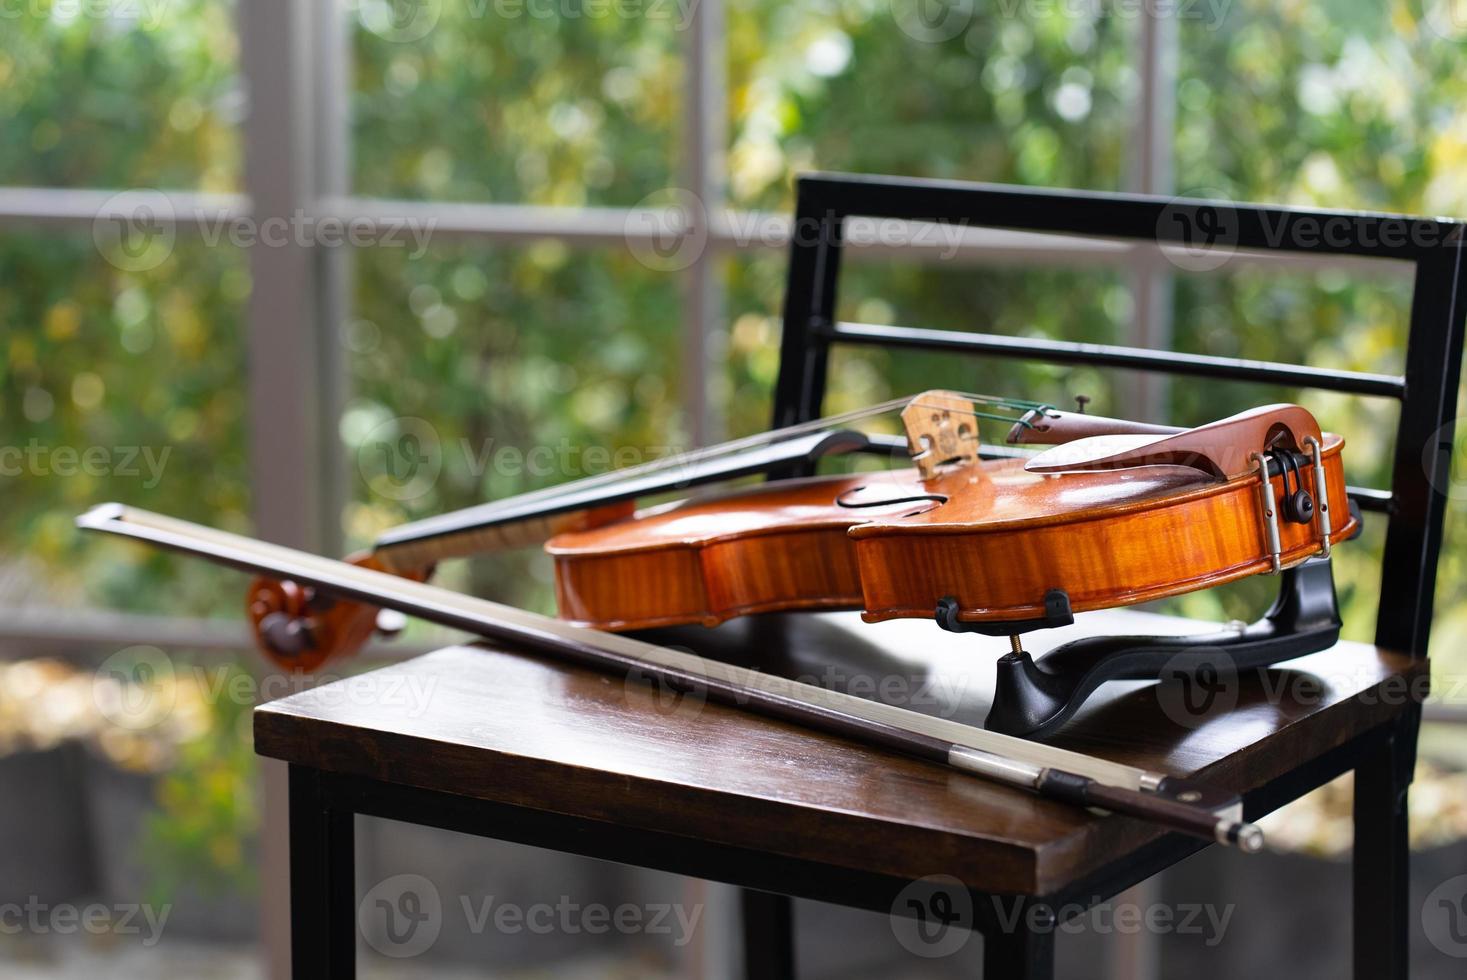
[547,434,1354,631]
[237,391,1356,669]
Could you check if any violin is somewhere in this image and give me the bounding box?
[243,391,1354,670]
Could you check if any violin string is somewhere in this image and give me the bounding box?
[375,391,1050,554]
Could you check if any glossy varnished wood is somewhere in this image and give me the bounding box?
[255,607,1422,895]
[546,436,1354,629]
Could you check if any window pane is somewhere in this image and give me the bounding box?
[0,231,250,617]
[1176,2,1461,213]
[345,243,684,614]
[0,2,242,191]
[727,1,1138,210]
[351,3,681,206]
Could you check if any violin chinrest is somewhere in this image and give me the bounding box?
[1023,404,1325,480]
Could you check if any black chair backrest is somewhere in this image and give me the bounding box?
[771,173,1467,658]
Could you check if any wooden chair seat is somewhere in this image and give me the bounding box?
[255,607,1424,899]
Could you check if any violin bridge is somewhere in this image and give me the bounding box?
[902,390,982,480]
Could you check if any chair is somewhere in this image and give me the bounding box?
[258,173,1465,979]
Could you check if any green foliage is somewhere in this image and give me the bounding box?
[346,243,683,610]
[352,0,680,205]
[0,231,251,615]
[0,0,240,190]
[725,0,1134,209]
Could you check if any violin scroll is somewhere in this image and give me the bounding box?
[246,554,429,672]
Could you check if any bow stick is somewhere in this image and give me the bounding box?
[77,503,1264,851]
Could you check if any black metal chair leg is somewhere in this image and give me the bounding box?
[289,765,357,979]
[1352,709,1419,980]
[742,888,796,980]
[983,911,1056,980]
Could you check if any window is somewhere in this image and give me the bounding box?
[5,2,1467,969]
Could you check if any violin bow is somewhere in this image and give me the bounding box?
[78,503,1264,852]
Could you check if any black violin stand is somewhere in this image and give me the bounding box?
[939,553,1346,738]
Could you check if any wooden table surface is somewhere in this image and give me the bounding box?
[255,609,1424,895]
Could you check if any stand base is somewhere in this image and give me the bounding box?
[982,557,1343,738]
